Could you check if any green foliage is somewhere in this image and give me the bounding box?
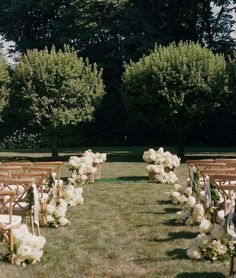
[12,45,105,129]
[228,56,236,95]
[122,41,227,156]
[0,128,42,149]
[0,55,10,121]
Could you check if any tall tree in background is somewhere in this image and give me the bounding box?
[122,42,227,158]
[0,55,10,120]
[0,0,235,145]
[11,46,105,159]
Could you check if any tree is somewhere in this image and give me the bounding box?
[122,42,227,159]
[228,56,236,94]
[0,54,10,121]
[11,46,105,159]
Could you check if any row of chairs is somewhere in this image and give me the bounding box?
[186,159,236,276]
[0,161,63,262]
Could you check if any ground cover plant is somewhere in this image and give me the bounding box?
[0,148,231,277]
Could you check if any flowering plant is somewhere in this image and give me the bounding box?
[0,128,42,149]
[46,198,69,228]
[12,225,46,265]
[187,219,233,261]
[143,147,180,184]
[62,184,84,206]
[176,197,206,226]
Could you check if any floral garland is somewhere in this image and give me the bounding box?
[12,225,46,266]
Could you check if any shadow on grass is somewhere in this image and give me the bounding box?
[148,231,198,243]
[0,153,144,163]
[157,200,172,205]
[138,207,179,215]
[166,248,187,260]
[98,176,148,183]
[175,272,226,278]
[163,219,177,226]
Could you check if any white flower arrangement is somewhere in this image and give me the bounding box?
[143,147,180,184]
[62,184,84,207]
[176,200,205,226]
[12,225,46,266]
[46,195,70,228]
[169,184,192,205]
[187,220,232,261]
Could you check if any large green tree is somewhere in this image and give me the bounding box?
[11,46,105,159]
[0,54,10,121]
[122,42,227,159]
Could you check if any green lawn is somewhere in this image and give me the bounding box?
[0,160,229,278]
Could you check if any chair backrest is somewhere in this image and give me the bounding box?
[3,161,33,167]
[195,162,227,171]
[0,166,23,178]
[186,159,215,178]
[34,162,62,179]
[11,172,48,196]
[215,159,236,163]
[0,178,34,210]
[0,191,14,223]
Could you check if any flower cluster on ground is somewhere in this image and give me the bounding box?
[187,219,233,261]
[143,147,180,184]
[12,225,46,266]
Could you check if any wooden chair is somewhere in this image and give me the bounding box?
[0,191,22,263]
[3,161,33,167]
[34,161,63,180]
[209,175,236,213]
[0,178,40,235]
[11,171,49,225]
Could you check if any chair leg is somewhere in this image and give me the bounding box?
[230,256,235,276]
[30,214,35,235]
[8,230,14,264]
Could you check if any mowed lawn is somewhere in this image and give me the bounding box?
[0,159,230,277]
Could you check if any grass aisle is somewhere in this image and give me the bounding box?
[0,163,228,277]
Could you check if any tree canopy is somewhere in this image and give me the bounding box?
[0,55,10,121]
[11,46,105,158]
[122,42,227,158]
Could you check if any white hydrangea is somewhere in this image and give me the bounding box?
[12,225,46,265]
[186,196,196,208]
[211,224,225,240]
[192,204,205,223]
[183,187,192,197]
[186,246,201,259]
[199,219,214,234]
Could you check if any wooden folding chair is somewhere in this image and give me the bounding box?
[0,190,22,263]
[209,175,236,213]
[0,178,40,235]
[3,161,33,167]
[11,171,49,225]
[34,161,63,180]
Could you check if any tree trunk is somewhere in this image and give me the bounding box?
[51,126,59,160]
[174,114,185,161]
[176,125,185,161]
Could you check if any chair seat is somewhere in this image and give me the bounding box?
[0,214,22,230]
[6,202,31,214]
